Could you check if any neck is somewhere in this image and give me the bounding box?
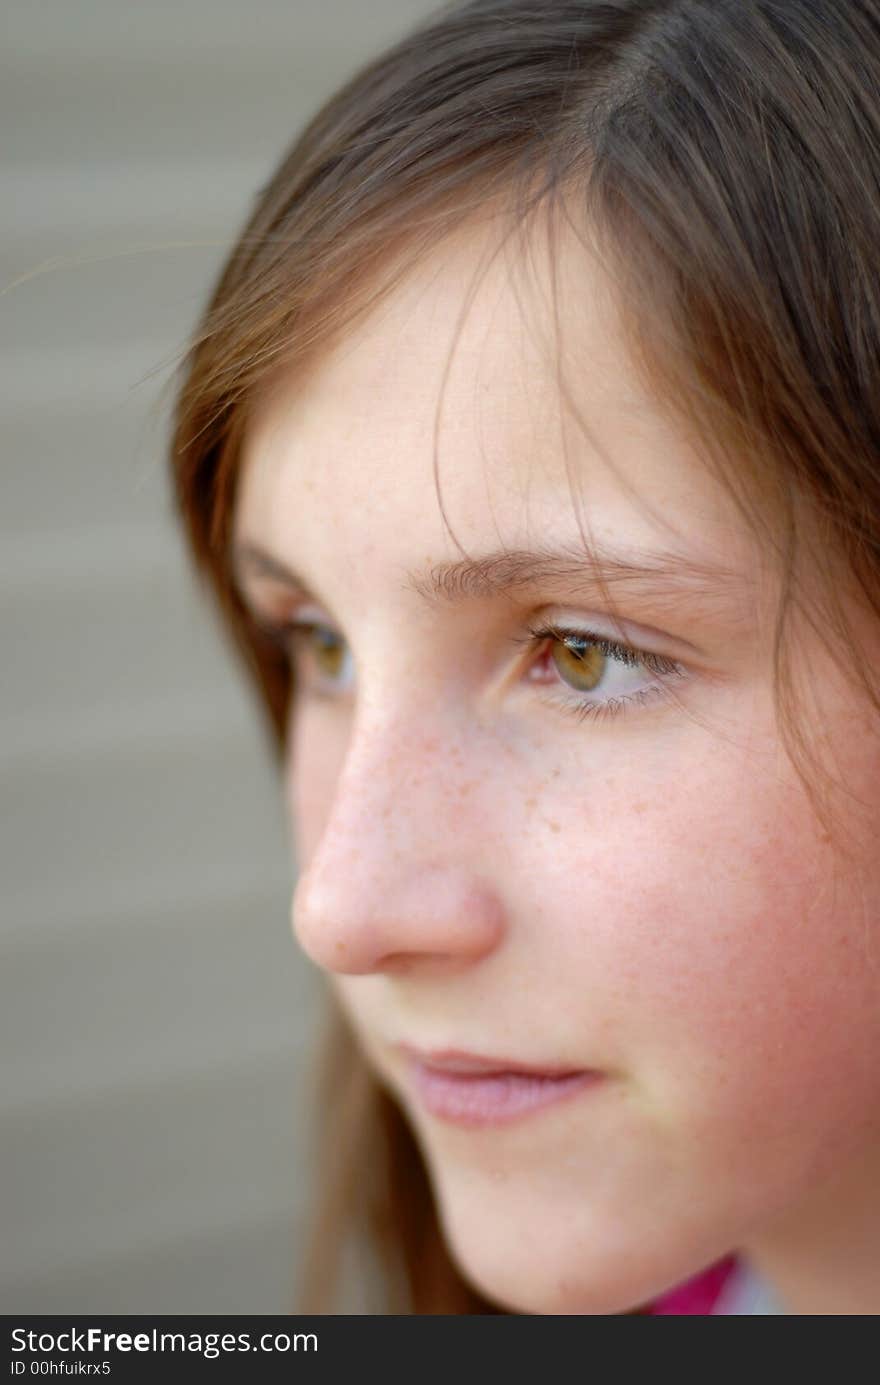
[743,1141,880,1315]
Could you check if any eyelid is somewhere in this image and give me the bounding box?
[246,598,690,671]
[525,605,699,665]
[509,619,683,673]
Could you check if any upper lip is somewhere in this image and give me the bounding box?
[398,1044,586,1078]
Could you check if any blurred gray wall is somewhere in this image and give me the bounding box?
[2,0,439,1314]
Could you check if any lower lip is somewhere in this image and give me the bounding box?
[408,1061,602,1127]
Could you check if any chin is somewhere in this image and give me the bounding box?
[446,1238,655,1315]
[436,1194,732,1316]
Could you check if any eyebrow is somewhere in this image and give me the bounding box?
[232,538,749,641]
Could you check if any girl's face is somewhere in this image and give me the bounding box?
[233,215,880,1314]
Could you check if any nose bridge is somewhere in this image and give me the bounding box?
[342,681,487,842]
[302,704,475,894]
[291,701,504,973]
[333,703,468,849]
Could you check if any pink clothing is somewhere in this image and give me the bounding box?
[646,1256,739,1314]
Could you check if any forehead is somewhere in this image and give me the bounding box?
[234,213,755,614]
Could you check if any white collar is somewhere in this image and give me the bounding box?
[714,1260,787,1315]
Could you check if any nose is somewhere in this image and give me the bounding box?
[290,721,507,976]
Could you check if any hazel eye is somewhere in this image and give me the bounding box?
[548,635,606,692]
[511,620,687,724]
[258,617,353,695]
[255,608,686,726]
[300,623,348,682]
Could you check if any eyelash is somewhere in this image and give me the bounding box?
[255,615,687,725]
[510,621,686,724]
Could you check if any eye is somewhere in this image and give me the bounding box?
[510,621,687,724]
[258,618,354,697]
[253,612,687,722]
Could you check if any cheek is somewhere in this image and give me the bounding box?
[546,756,880,1156]
[287,690,880,1149]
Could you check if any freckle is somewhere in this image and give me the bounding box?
[548,820,560,833]
[525,795,537,810]
[632,801,647,815]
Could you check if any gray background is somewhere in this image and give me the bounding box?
[2,0,439,1314]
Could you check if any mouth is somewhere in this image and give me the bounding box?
[397,1044,603,1127]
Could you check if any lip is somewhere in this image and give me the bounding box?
[398,1045,603,1127]
[398,1044,582,1077]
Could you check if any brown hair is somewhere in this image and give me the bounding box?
[167,0,880,1312]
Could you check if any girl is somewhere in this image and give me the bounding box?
[167,0,880,1314]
